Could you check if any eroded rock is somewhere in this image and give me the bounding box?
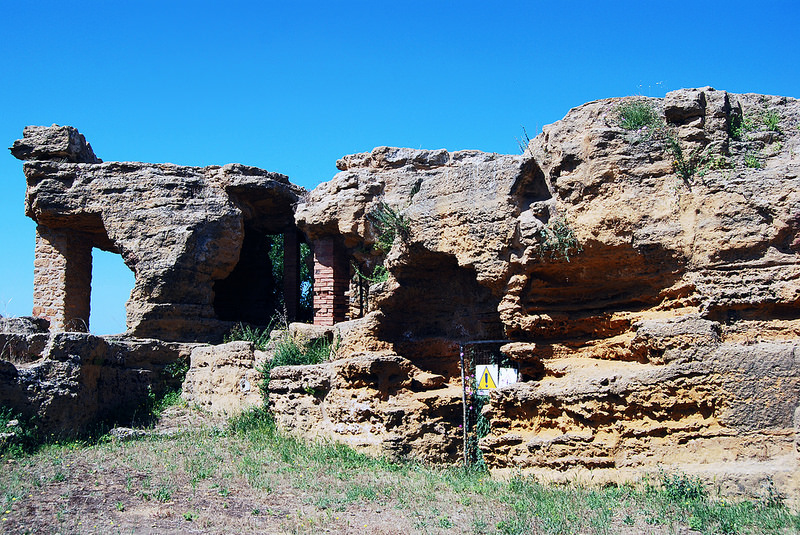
[284,87,800,503]
[11,127,305,341]
[0,331,194,436]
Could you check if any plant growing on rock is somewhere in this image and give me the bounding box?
[614,99,663,132]
[666,134,700,184]
[352,262,389,285]
[745,152,763,169]
[729,111,755,141]
[368,202,410,252]
[224,323,272,351]
[537,217,582,261]
[254,315,337,399]
[762,108,782,132]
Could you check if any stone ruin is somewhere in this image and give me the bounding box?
[2,87,800,505]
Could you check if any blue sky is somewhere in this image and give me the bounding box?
[1,0,798,335]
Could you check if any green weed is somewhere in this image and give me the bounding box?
[763,108,781,132]
[729,112,756,140]
[614,99,662,131]
[537,217,582,262]
[745,152,762,169]
[368,202,410,252]
[666,135,698,183]
[0,407,38,456]
[153,485,172,502]
[224,323,272,351]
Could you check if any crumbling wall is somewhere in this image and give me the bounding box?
[286,87,800,503]
[11,125,305,341]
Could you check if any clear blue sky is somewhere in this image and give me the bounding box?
[1,0,798,335]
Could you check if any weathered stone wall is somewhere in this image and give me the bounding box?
[7,89,800,504]
[285,87,800,503]
[0,318,195,436]
[11,126,305,341]
[32,226,93,331]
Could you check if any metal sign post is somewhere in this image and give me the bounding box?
[459,339,512,467]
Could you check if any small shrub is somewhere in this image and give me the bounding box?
[0,407,38,456]
[762,108,781,132]
[614,99,662,131]
[368,202,410,252]
[745,152,762,169]
[164,356,189,383]
[537,217,582,262]
[353,263,389,285]
[224,323,272,351]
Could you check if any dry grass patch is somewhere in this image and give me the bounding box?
[1,404,798,534]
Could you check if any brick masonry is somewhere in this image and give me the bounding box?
[312,237,349,326]
[33,225,92,332]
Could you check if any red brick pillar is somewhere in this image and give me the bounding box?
[312,237,348,326]
[32,225,92,332]
[283,228,301,322]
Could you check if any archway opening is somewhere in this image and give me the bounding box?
[212,227,314,327]
[90,248,135,335]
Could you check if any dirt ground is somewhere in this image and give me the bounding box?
[0,406,766,534]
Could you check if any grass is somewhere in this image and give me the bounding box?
[614,99,662,131]
[256,331,335,397]
[223,322,272,351]
[1,406,799,533]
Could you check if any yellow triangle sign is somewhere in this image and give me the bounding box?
[477,367,497,390]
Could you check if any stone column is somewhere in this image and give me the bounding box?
[32,225,92,332]
[312,237,348,326]
[283,227,301,322]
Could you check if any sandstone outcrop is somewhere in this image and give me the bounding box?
[182,341,267,415]
[1,318,194,435]
[269,351,461,462]
[7,87,800,504]
[282,87,800,503]
[11,127,304,341]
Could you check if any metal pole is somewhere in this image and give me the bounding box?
[460,344,468,467]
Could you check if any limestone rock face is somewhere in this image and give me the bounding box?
[0,330,194,436]
[182,342,266,415]
[269,352,461,462]
[9,125,100,164]
[12,126,304,341]
[290,88,800,502]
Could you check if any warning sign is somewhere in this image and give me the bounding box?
[475,364,498,395]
